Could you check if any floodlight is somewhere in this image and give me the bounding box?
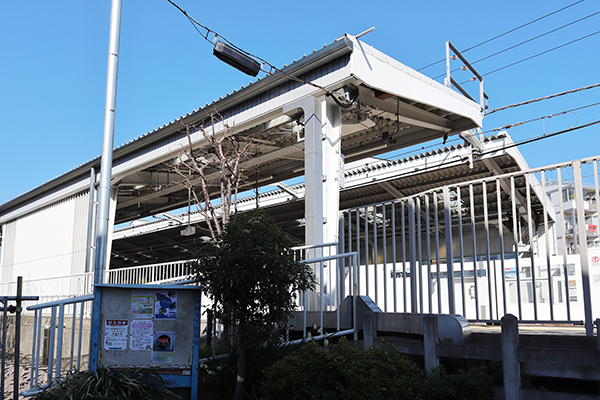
[213,41,260,77]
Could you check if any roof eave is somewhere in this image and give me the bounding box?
[0,37,354,216]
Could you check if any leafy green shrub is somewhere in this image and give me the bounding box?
[424,365,495,400]
[261,339,426,400]
[31,368,181,400]
[192,211,314,399]
[261,339,496,400]
[199,341,300,400]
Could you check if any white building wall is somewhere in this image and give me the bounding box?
[0,191,90,285]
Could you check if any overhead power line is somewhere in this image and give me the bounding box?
[486,83,600,115]
[418,0,586,71]
[433,10,600,80]
[478,119,600,158]
[368,119,600,185]
[482,101,600,133]
[462,29,600,84]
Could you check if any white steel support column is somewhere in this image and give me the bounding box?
[302,96,324,248]
[284,95,342,306]
[320,98,342,250]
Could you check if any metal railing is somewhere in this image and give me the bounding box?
[21,294,94,397]
[106,260,192,285]
[0,273,94,311]
[339,155,600,335]
[295,251,359,340]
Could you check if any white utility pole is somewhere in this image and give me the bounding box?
[94,0,123,285]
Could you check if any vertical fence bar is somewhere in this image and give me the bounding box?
[353,253,359,341]
[356,210,361,298]
[77,300,85,369]
[573,160,594,335]
[34,309,42,386]
[392,202,398,313]
[328,258,332,310]
[511,177,523,320]
[443,186,455,315]
[1,297,7,397]
[303,290,307,338]
[47,307,57,384]
[457,187,466,317]
[364,206,370,298]
[339,214,346,301]
[469,183,479,320]
[320,261,324,329]
[593,160,600,319]
[526,173,539,321]
[416,198,423,313]
[408,198,418,313]
[401,201,407,313]
[425,195,432,314]
[55,303,65,380]
[541,171,555,320]
[336,256,340,331]
[497,179,507,317]
[434,192,442,313]
[347,212,353,301]
[557,169,571,320]
[373,205,379,306]
[382,204,388,312]
[69,302,77,371]
[28,307,39,391]
[484,182,494,320]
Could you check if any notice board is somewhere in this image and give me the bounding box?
[90,284,201,371]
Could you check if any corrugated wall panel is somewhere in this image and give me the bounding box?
[1,191,90,285]
[0,221,17,282]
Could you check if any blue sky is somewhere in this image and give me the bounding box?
[1,0,599,206]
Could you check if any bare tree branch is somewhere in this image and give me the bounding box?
[171,113,260,245]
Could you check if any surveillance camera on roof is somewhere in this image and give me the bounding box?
[180,226,196,237]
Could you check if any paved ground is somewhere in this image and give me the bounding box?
[2,360,47,400]
[471,323,592,336]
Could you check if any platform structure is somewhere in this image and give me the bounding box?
[0,34,483,295]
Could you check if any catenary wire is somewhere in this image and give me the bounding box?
[433,10,600,80]
[477,119,600,157]
[382,101,600,161]
[486,83,600,115]
[418,0,586,71]
[482,101,600,133]
[372,120,600,181]
[460,30,600,85]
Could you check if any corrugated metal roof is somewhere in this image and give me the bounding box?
[0,37,355,213]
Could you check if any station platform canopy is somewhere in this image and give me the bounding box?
[109,132,553,268]
[0,34,482,226]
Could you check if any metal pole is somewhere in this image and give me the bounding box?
[94,0,123,285]
[444,41,451,88]
[13,277,22,400]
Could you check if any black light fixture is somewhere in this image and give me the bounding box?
[213,40,260,77]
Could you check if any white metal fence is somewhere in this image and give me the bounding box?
[21,295,94,397]
[105,259,192,285]
[3,156,599,334]
[339,155,600,334]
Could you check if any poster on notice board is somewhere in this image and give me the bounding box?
[155,290,177,319]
